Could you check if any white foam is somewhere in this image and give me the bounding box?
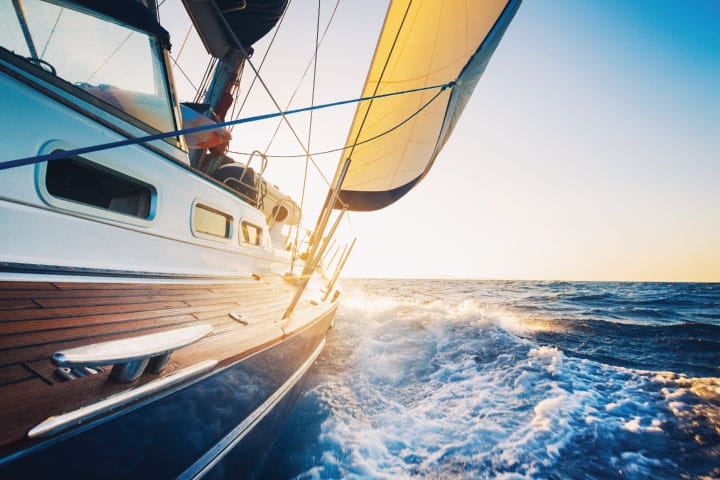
[296,282,716,478]
[622,417,641,432]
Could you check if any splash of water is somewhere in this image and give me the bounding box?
[259,280,720,479]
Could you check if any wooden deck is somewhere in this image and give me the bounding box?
[0,275,330,453]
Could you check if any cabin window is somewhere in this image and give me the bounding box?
[240,221,263,247]
[193,204,232,239]
[45,154,153,218]
[0,1,30,56]
[0,0,176,134]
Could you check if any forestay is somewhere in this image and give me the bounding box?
[334,0,522,211]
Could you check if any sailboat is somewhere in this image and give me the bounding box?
[0,0,520,477]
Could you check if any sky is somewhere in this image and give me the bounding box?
[161,0,720,282]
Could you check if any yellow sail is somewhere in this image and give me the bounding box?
[335,0,521,211]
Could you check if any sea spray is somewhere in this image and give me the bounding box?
[257,280,720,479]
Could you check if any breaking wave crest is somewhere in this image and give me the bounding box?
[258,280,720,479]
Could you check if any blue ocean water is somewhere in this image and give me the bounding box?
[257,280,720,479]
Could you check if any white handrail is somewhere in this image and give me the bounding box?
[53,324,213,383]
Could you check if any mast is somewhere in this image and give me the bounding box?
[182,0,289,119]
[202,51,245,122]
[186,49,245,168]
[182,0,288,165]
[180,0,354,317]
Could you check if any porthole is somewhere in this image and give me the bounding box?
[240,220,263,247]
[192,203,232,239]
[45,153,154,218]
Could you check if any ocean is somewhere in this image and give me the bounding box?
[257,280,720,479]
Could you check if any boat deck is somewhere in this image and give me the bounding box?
[0,275,331,454]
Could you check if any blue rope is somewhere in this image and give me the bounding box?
[0,81,454,171]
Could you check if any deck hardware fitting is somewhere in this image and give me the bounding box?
[52,324,213,383]
[229,311,248,324]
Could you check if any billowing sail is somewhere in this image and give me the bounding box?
[334,0,521,211]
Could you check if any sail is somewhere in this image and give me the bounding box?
[182,0,288,58]
[334,0,521,211]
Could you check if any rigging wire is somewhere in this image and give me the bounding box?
[156,4,200,96]
[0,82,453,170]
[170,24,195,91]
[235,47,333,189]
[306,0,322,200]
[170,56,198,91]
[39,8,63,59]
[174,25,193,63]
[227,60,245,120]
[85,31,133,83]
[261,0,341,154]
[290,0,323,273]
[228,0,293,131]
[193,57,217,103]
[344,0,414,163]
[228,86,445,159]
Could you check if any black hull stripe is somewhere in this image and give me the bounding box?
[178,338,326,479]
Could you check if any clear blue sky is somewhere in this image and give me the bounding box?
[164,0,720,281]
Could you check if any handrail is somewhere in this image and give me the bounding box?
[221,150,268,208]
[53,324,213,383]
[28,360,218,439]
[282,207,346,320]
[245,150,269,177]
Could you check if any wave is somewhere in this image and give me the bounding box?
[561,292,615,303]
[527,319,720,379]
[257,280,720,479]
[491,282,720,327]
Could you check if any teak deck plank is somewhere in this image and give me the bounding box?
[0,314,241,366]
[0,364,34,386]
[177,322,284,370]
[0,286,290,307]
[0,320,275,450]
[0,308,190,336]
[33,292,244,309]
[0,301,190,322]
[0,299,39,311]
[0,282,58,291]
[0,275,329,455]
[0,301,249,336]
[51,281,258,290]
[0,314,201,353]
[0,287,213,300]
